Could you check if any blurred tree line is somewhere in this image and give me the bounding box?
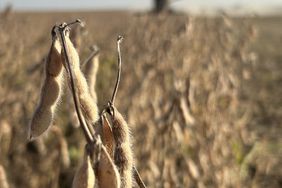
[154,0,169,13]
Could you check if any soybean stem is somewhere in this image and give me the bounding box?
[58,25,93,143]
[110,35,123,105]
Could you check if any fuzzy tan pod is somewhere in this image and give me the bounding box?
[111,107,133,188]
[28,35,64,140]
[0,165,9,188]
[72,151,95,188]
[97,147,121,188]
[63,34,99,124]
[101,115,115,158]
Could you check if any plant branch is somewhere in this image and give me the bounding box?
[81,45,100,67]
[57,23,93,143]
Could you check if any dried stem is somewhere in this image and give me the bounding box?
[110,35,123,105]
[66,19,85,28]
[57,23,93,143]
[81,45,100,67]
[133,166,146,188]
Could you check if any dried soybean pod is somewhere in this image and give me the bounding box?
[111,106,133,188]
[28,30,64,140]
[0,165,9,188]
[72,148,95,188]
[69,24,83,52]
[101,114,115,158]
[84,45,100,103]
[97,145,121,188]
[63,33,98,124]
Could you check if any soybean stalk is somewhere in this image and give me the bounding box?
[57,22,93,143]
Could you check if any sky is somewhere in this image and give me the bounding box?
[0,0,282,13]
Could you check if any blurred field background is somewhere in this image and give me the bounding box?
[0,0,282,187]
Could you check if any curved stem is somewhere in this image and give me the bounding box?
[81,45,100,67]
[58,25,93,143]
[110,35,124,105]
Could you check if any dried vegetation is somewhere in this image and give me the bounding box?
[0,11,281,188]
